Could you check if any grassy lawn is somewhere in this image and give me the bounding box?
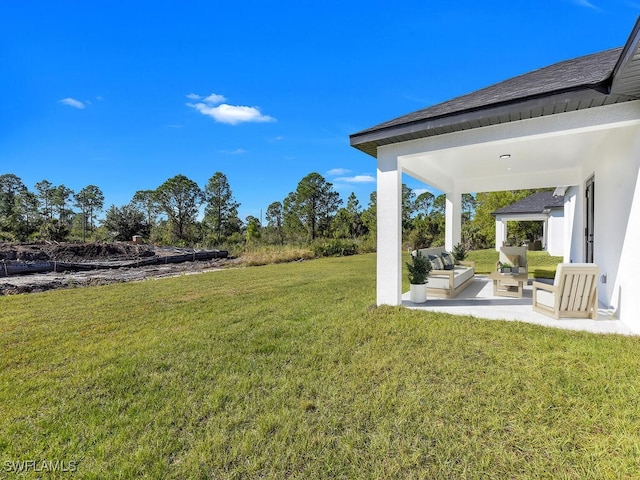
[466,248,563,278]
[2,253,639,478]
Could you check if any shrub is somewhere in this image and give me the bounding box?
[358,235,377,253]
[0,231,16,242]
[312,239,358,257]
[238,245,314,266]
[452,243,467,262]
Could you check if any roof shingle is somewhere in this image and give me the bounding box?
[493,191,564,216]
[354,48,622,137]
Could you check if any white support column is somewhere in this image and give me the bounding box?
[495,216,506,251]
[565,185,581,263]
[376,152,403,306]
[445,192,462,251]
[564,188,575,262]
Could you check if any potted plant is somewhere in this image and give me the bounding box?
[406,251,432,303]
[452,243,467,264]
[497,261,511,274]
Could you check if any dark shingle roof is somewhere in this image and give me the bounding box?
[493,191,564,216]
[350,17,640,157]
[360,48,621,134]
[350,48,632,157]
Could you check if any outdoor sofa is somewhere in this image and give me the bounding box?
[413,246,476,298]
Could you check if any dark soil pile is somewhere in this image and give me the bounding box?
[0,242,234,296]
[0,242,156,262]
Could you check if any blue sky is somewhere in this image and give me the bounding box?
[1,1,638,221]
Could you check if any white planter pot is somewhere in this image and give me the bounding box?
[409,283,427,303]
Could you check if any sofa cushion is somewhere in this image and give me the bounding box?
[535,289,555,308]
[417,247,447,258]
[428,265,475,290]
[451,265,475,289]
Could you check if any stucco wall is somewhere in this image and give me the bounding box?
[581,122,640,332]
[547,210,564,257]
[616,169,640,333]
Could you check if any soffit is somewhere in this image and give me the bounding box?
[397,112,640,193]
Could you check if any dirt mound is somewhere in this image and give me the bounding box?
[0,242,235,296]
[44,242,156,262]
[0,242,156,262]
[0,243,48,261]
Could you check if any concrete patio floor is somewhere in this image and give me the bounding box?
[403,275,634,335]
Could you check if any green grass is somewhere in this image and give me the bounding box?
[2,254,640,478]
[467,248,563,278]
[238,244,315,266]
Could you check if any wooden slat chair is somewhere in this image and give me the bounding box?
[532,263,599,320]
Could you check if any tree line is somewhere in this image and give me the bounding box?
[0,172,373,249]
[0,172,545,251]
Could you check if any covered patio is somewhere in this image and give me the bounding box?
[350,17,640,334]
[402,275,633,335]
[362,99,640,303]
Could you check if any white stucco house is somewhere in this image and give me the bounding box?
[493,190,565,257]
[350,17,640,334]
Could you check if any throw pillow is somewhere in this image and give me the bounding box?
[428,255,444,271]
[446,251,456,267]
[440,252,454,270]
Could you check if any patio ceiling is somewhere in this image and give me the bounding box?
[392,104,640,193]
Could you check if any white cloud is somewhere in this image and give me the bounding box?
[219,148,247,155]
[335,175,375,183]
[412,188,430,196]
[573,0,597,8]
[186,93,202,100]
[187,92,275,125]
[327,168,351,176]
[203,93,226,104]
[190,103,275,125]
[59,97,87,109]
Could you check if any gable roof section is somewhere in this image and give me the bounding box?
[351,17,640,158]
[611,17,640,97]
[493,191,564,216]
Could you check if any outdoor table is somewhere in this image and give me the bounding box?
[488,271,528,298]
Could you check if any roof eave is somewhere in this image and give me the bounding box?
[350,84,616,158]
[611,16,640,97]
